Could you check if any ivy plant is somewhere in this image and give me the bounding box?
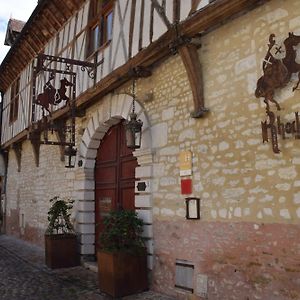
[99,210,145,254]
[46,196,75,235]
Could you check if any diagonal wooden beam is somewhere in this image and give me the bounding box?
[189,0,202,15]
[178,43,208,118]
[12,143,22,172]
[150,0,172,29]
[29,132,41,167]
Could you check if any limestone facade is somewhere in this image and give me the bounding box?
[3,0,300,299]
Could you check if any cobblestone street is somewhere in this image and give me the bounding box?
[0,235,175,300]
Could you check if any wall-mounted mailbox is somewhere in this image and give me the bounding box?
[185,197,200,220]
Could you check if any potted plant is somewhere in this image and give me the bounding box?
[45,196,80,269]
[97,209,148,297]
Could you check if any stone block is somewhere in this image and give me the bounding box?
[144,239,154,254]
[79,142,88,158]
[77,212,95,223]
[135,195,152,208]
[88,139,101,149]
[92,111,100,131]
[81,130,91,148]
[135,166,152,178]
[85,148,97,159]
[77,224,95,234]
[151,123,168,148]
[137,209,152,224]
[83,158,96,169]
[140,128,152,150]
[80,244,95,255]
[77,201,95,211]
[75,180,95,190]
[147,254,153,270]
[80,233,95,244]
[142,224,153,238]
[74,190,95,201]
[87,121,95,138]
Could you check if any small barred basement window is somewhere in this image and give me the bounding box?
[175,259,194,293]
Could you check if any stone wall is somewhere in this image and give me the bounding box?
[5,141,76,246]
[135,0,300,298]
[3,0,300,299]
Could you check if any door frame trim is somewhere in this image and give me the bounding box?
[74,93,155,269]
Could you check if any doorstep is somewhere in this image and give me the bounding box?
[83,260,98,272]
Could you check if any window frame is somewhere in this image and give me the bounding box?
[86,0,114,58]
[9,77,20,124]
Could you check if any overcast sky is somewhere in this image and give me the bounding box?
[0,0,37,64]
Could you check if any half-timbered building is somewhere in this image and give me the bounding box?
[0,0,300,299]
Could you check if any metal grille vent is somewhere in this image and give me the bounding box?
[175,259,194,293]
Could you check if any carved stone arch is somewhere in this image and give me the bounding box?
[74,93,154,269]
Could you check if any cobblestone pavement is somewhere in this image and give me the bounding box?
[0,234,175,300]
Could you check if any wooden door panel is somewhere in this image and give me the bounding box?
[120,159,136,180]
[95,165,117,183]
[95,122,138,249]
[95,188,116,248]
[97,127,118,162]
[120,186,136,210]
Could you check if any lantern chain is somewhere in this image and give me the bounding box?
[132,79,136,114]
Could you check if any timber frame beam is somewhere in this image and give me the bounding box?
[178,42,208,118]
[74,0,268,114]
[12,143,22,172]
[1,0,269,149]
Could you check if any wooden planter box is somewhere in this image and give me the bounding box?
[45,234,80,269]
[97,250,148,297]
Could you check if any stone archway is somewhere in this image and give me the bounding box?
[74,93,154,269]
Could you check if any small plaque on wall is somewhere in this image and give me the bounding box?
[137,182,147,191]
[181,178,192,195]
[135,180,151,193]
[99,197,111,216]
[179,151,192,176]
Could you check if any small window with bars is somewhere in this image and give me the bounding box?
[9,77,20,124]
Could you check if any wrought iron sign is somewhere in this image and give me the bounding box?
[256,32,300,153]
[31,54,103,167]
[261,111,300,154]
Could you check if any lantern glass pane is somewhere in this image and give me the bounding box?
[64,147,77,168]
[135,131,141,148]
[126,128,134,148]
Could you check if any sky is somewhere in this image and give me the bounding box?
[0,0,37,64]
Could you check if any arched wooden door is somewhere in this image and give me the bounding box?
[95,122,138,247]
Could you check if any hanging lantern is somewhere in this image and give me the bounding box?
[125,112,143,149]
[64,145,77,168]
[125,79,143,149]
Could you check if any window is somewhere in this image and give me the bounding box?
[86,0,114,57]
[9,77,20,123]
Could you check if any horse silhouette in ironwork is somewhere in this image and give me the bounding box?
[255,32,300,112]
[35,76,73,116]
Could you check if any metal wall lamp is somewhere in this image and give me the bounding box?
[64,145,77,168]
[125,79,143,149]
